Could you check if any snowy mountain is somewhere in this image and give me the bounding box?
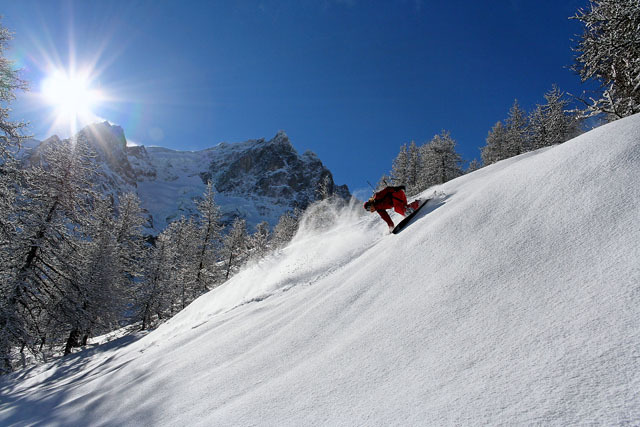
[24,122,350,232]
[2,115,639,425]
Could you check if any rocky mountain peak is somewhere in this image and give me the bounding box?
[271,130,290,145]
[78,121,126,151]
[75,122,136,186]
[22,124,350,233]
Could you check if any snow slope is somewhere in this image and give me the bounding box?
[1,115,639,425]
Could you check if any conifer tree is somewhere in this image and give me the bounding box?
[250,221,271,262]
[481,121,509,166]
[0,20,28,161]
[65,197,120,354]
[272,210,299,249]
[406,141,421,195]
[529,86,582,150]
[163,217,200,311]
[222,218,249,280]
[376,174,390,191]
[0,19,28,304]
[1,138,99,370]
[113,193,146,300]
[137,232,172,330]
[390,144,409,187]
[504,100,529,157]
[420,130,463,187]
[466,159,482,173]
[571,0,640,119]
[194,182,222,292]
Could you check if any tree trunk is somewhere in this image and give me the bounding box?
[225,251,235,280]
[64,329,82,355]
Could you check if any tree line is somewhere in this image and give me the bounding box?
[380,0,639,194]
[481,86,583,166]
[381,84,584,196]
[0,128,303,372]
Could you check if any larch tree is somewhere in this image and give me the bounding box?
[466,159,482,173]
[406,141,421,195]
[375,174,390,191]
[113,192,147,307]
[194,182,223,292]
[529,86,582,150]
[222,218,249,280]
[2,138,99,370]
[0,20,28,373]
[137,231,172,330]
[390,144,409,187]
[163,217,200,311]
[0,20,28,161]
[250,221,271,262]
[481,121,509,166]
[271,210,299,249]
[65,197,120,354]
[504,100,529,157]
[571,0,640,119]
[420,130,463,187]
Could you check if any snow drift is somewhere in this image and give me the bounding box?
[1,115,639,425]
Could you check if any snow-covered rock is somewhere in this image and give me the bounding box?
[22,122,350,232]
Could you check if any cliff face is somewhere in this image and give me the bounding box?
[25,122,350,232]
[208,130,349,204]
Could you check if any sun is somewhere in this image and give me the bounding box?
[40,68,105,135]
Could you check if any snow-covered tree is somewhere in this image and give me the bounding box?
[504,100,529,157]
[388,141,423,195]
[137,233,172,330]
[113,192,146,289]
[164,217,200,311]
[529,85,582,149]
[482,121,509,166]
[420,130,463,187]
[571,0,640,119]
[1,138,99,371]
[466,159,482,173]
[0,19,28,282]
[272,210,299,249]
[194,182,223,292]
[376,174,390,191]
[249,221,271,262]
[64,197,120,354]
[0,20,28,161]
[108,192,147,327]
[390,144,409,187]
[222,218,249,280]
[406,141,421,195]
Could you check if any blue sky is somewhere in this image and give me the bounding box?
[2,0,590,193]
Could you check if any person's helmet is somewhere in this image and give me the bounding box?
[363,199,376,212]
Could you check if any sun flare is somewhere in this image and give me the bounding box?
[40,68,105,135]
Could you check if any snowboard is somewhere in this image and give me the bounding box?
[391,199,430,234]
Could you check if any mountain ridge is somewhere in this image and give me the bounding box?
[24,122,350,232]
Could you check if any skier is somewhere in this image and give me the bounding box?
[364,185,420,232]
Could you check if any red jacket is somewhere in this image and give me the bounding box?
[365,186,409,228]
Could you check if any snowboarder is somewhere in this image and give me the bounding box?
[364,185,420,231]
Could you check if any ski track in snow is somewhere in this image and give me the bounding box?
[1,115,640,426]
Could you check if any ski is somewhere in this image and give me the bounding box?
[391,199,430,234]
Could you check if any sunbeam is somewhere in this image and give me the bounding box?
[40,67,105,135]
